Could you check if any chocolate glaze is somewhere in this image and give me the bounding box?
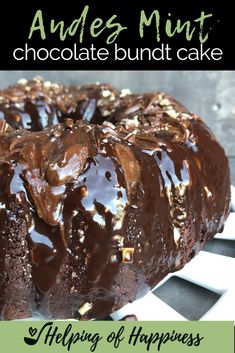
[0,77,231,320]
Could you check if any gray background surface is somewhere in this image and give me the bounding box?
[0,71,234,184]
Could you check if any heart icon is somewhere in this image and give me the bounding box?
[29,327,37,337]
[24,322,52,346]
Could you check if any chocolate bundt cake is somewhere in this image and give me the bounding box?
[0,77,230,320]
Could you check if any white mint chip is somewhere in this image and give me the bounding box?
[204,186,212,198]
[44,81,52,88]
[166,109,179,119]
[121,247,134,263]
[71,271,77,279]
[173,228,181,247]
[78,302,93,316]
[17,78,28,85]
[159,98,170,106]
[120,88,132,97]
[102,89,111,98]
[102,110,111,117]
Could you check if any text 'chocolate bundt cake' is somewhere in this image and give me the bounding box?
[0,77,230,320]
